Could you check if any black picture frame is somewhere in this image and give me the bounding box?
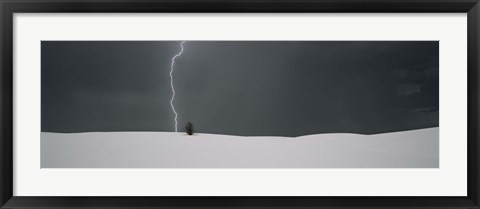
[1,0,479,208]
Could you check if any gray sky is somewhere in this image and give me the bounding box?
[41,41,438,137]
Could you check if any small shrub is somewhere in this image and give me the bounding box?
[184,122,194,135]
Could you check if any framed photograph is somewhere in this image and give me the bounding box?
[1,0,479,208]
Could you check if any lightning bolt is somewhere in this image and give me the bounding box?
[169,41,186,132]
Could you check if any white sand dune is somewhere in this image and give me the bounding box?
[41,127,438,168]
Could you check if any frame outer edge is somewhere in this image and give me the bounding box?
[1,0,480,209]
[468,1,480,207]
[0,0,13,208]
[0,0,2,204]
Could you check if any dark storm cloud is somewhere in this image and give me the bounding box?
[41,41,438,136]
[42,42,179,132]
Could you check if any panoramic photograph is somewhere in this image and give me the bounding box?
[41,41,439,168]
